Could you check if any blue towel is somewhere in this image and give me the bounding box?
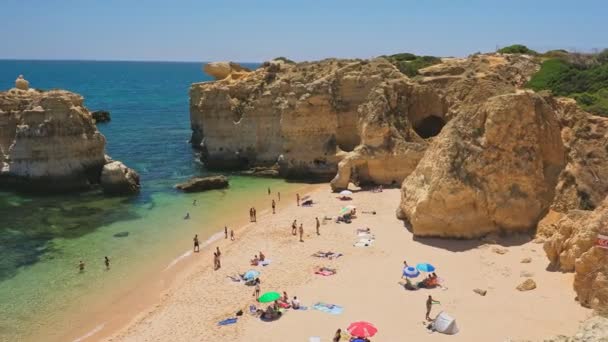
[312,303,343,315]
[218,318,237,326]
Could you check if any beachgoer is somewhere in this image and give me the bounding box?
[426,295,437,320]
[104,256,110,270]
[213,252,218,270]
[193,234,200,252]
[259,251,266,262]
[249,207,254,222]
[230,229,235,241]
[296,193,300,206]
[216,251,221,269]
[316,217,320,235]
[253,278,261,300]
[184,212,190,220]
[251,255,259,266]
[192,199,197,206]
[253,207,257,222]
[278,192,281,201]
[282,291,288,302]
[291,220,297,236]
[268,187,271,195]
[78,260,85,273]
[299,223,304,242]
[216,246,221,257]
[404,260,409,267]
[272,199,276,214]
[291,296,300,309]
[333,328,342,342]
[224,226,228,239]
[273,300,279,311]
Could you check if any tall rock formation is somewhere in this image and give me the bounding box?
[398,92,565,237]
[0,86,139,193]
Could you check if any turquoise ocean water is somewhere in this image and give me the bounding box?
[0,60,296,341]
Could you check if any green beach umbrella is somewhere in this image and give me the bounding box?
[258,291,281,303]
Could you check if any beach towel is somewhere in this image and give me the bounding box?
[312,302,343,315]
[353,239,374,247]
[315,270,335,276]
[218,318,237,326]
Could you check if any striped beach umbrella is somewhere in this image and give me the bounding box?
[347,321,378,338]
[403,266,420,278]
[416,263,436,273]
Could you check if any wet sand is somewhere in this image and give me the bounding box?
[106,187,590,342]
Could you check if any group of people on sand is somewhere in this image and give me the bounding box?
[250,251,266,266]
[401,261,442,320]
[77,256,111,273]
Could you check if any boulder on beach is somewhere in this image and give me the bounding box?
[175,175,229,192]
[516,279,537,291]
[92,110,111,123]
[100,161,141,195]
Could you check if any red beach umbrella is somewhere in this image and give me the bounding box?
[347,321,378,338]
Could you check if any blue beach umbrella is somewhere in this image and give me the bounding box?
[243,270,260,281]
[416,263,436,273]
[403,266,420,278]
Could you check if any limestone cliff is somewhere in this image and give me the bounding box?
[0,86,139,193]
[543,198,608,310]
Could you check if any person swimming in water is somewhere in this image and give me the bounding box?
[78,260,85,273]
[184,212,190,219]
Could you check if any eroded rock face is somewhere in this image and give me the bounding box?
[543,198,608,309]
[398,92,565,238]
[100,161,140,195]
[92,110,111,123]
[0,87,138,193]
[203,62,251,80]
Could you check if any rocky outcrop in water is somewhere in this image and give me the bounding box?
[175,175,229,192]
[91,110,111,123]
[0,86,138,193]
[100,160,140,194]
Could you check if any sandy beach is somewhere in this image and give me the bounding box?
[102,186,590,342]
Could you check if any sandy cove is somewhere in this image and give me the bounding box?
[107,187,590,342]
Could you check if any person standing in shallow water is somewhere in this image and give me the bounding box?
[299,223,304,242]
[272,199,276,214]
[104,256,110,270]
[316,217,320,235]
[193,234,200,252]
[78,260,85,273]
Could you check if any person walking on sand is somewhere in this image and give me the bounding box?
[224,226,228,239]
[426,295,439,320]
[296,193,300,206]
[78,260,85,273]
[316,217,320,235]
[253,278,261,300]
[272,199,276,214]
[230,229,235,241]
[299,223,304,242]
[253,207,257,222]
[249,207,253,222]
[278,192,281,201]
[193,234,200,252]
[291,220,297,235]
[268,187,271,195]
[216,246,221,257]
[333,329,342,342]
[104,256,110,270]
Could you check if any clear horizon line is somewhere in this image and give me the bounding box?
[0,58,263,64]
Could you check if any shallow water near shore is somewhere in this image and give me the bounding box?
[0,60,294,341]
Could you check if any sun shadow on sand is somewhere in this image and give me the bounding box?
[403,220,535,252]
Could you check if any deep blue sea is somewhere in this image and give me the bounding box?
[0,60,299,341]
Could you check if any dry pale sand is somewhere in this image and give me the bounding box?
[108,186,590,342]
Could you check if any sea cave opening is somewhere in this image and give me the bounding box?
[413,115,446,139]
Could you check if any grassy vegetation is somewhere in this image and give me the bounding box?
[526,49,608,116]
[382,53,442,77]
[273,56,296,64]
[497,44,538,55]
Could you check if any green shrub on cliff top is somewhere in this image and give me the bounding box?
[527,49,608,116]
[383,53,442,77]
[497,44,538,55]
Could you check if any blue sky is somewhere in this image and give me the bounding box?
[1,0,606,62]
